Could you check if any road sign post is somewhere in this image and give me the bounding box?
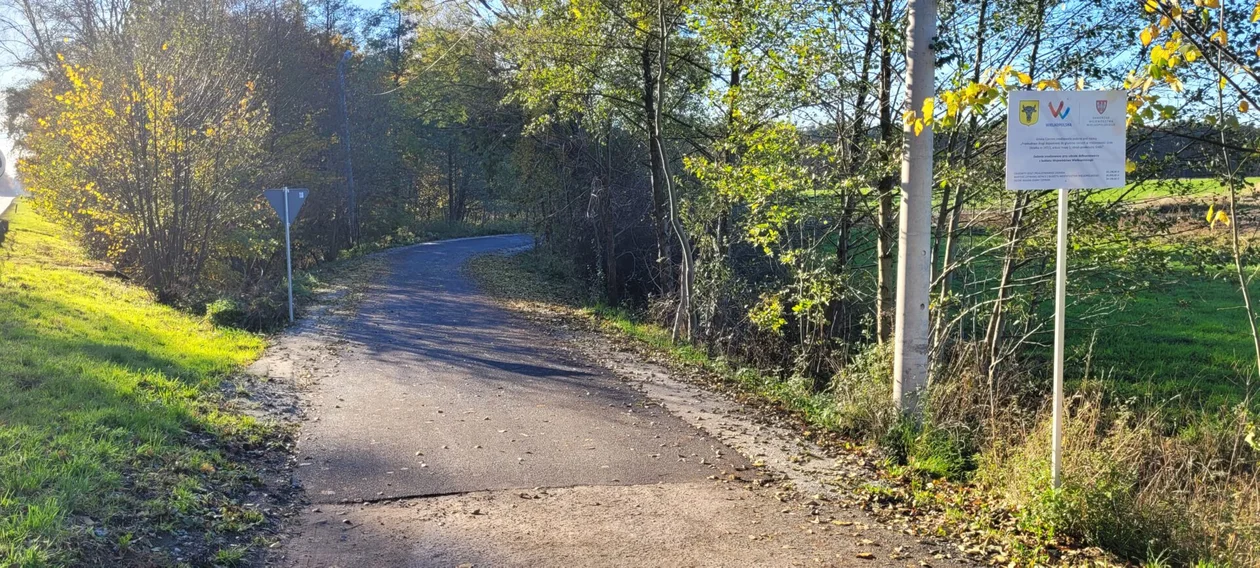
[264,188,308,323]
[284,189,293,322]
[1005,90,1126,488]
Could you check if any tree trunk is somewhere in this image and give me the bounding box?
[875,0,896,345]
[653,0,695,342]
[982,0,1044,396]
[642,42,672,296]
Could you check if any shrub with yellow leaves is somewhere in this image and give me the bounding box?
[19,9,270,303]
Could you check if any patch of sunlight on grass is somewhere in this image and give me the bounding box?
[0,204,266,565]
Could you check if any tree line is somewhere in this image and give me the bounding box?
[2,0,1252,392]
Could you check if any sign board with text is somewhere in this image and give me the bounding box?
[1005,90,1127,190]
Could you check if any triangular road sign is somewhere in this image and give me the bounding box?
[263,188,308,225]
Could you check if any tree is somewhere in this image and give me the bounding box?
[20,3,269,302]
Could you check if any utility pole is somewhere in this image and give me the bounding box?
[337,49,359,245]
[892,0,936,414]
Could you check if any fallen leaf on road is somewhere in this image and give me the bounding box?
[855,552,874,559]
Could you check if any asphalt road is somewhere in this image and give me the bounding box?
[293,234,749,504]
[275,235,959,568]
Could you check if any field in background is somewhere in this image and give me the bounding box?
[1092,176,1260,202]
[0,206,272,565]
[1066,267,1258,409]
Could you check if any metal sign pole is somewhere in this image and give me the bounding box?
[284,187,294,323]
[262,186,307,325]
[1051,187,1068,488]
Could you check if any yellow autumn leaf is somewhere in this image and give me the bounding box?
[1126,159,1137,174]
[914,119,925,136]
[1242,100,1251,113]
[1144,0,1159,12]
[1214,209,1231,228]
[1171,5,1182,18]
[1204,0,1220,7]
[1141,27,1155,47]
[1211,29,1227,46]
[1207,203,1216,224]
[1016,71,1032,85]
[1186,47,1201,62]
[1253,1,1260,21]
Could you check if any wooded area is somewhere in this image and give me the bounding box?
[4,0,1260,562]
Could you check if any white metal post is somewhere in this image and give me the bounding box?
[284,187,294,323]
[893,0,937,415]
[1051,187,1067,488]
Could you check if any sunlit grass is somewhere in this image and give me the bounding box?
[1091,177,1260,203]
[0,205,267,565]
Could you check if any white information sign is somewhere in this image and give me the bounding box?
[1005,90,1127,190]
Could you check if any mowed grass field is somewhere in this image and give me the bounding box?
[1091,176,1260,202]
[827,175,1260,412]
[1066,268,1260,409]
[0,205,269,565]
[1071,178,1260,409]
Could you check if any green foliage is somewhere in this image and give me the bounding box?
[20,6,269,304]
[205,299,247,329]
[880,417,976,482]
[829,343,897,437]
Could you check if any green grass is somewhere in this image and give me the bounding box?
[1066,267,1260,410]
[1091,177,1259,203]
[0,205,269,566]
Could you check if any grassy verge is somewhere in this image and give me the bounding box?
[469,248,1260,567]
[0,206,281,566]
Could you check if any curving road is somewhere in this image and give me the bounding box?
[294,234,748,502]
[271,234,958,568]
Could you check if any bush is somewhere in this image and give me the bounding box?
[205,299,246,328]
